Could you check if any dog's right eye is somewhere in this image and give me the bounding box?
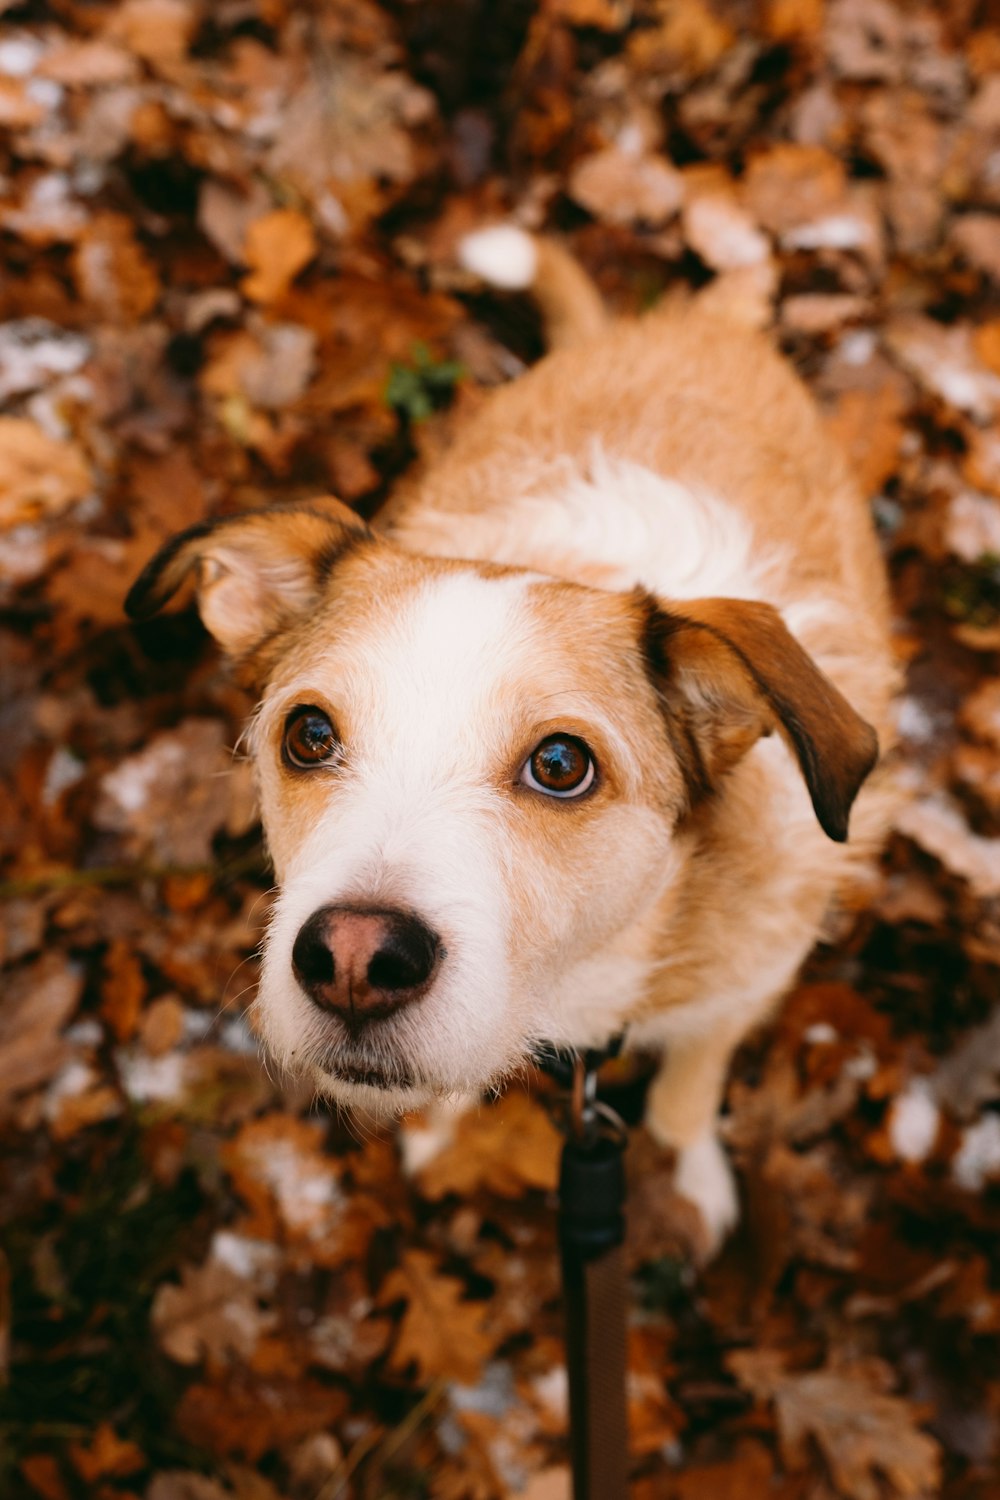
[283,707,339,769]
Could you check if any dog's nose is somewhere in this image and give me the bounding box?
[292,905,440,1023]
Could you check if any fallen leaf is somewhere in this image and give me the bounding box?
[175,1374,347,1462]
[93,719,235,866]
[0,417,91,530]
[729,1351,941,1500]
[108,0,198,67]
[683,193,771,272]
[241,210,318,305]
[71,213,159,323]
[412,1092,561,1200]
[569,145,683,227]
[381,1249,494,1383]
[895,793,1000,897]
[68,1423,145,1482]
[152,1256,277,1366]
[885,316,1000,422]
[0,954,84,1116]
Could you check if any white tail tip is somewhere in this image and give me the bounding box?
[458,225,538,291]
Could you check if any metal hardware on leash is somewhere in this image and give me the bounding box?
[549,1050,630,1500]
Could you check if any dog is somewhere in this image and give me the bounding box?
[126,228,897,1250]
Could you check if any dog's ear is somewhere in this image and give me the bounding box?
[643,595,878,842]
[125,497,372,660]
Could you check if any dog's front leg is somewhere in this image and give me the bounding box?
[644,1027,746,1256]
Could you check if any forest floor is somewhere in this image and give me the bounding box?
[2,1,1000,1497]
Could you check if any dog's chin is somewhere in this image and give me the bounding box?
[312,1066,434,1117]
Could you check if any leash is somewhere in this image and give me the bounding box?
[535,1041,630,1500]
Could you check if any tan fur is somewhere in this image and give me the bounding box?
[128,237,897,1249]
[383,251,897,1178]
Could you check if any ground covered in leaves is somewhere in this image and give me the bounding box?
[2,0,1000,1496]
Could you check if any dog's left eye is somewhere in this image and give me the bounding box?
[283,706,339,768]
[519,735,596,798]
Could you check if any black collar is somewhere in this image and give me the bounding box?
[531,1032,625,1089]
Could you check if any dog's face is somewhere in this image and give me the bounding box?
[127,499,877,1111]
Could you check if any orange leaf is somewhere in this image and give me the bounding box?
[412,1092,561,1200]
[381,1249,494,1383]
[69,1423,145,1482]
[0,418,91,530]
[241,210,317,305]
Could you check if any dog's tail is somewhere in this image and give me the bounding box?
[458,226,608,351]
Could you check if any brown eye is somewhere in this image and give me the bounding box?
[283,707,339,769]
[520,735,596,799]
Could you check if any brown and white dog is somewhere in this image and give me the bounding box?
[127,228,897,1249]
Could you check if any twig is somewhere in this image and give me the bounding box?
[315,1379,448,1500]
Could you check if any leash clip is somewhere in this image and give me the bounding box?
[569,1053,627,1148]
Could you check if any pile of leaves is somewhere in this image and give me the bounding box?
[2,0,1000,1496]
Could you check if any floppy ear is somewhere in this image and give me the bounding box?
[125,497,372,662]
[643,596,879,843]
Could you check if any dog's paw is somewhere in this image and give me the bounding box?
[673,1132,740,1258]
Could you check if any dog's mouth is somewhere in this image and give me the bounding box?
[328,1060,413,1091]
[312,1040,416,1093]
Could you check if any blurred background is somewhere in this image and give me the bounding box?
[2,1,1000,1496]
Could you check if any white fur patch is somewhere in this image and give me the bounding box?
[673,1131,740,1253]
[485,448,784,604]
[459,226,538,291]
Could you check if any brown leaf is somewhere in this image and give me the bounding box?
[93,719,235,866]
[176,1374,347,1461]
[224,1114,382,1266]
[569,146,683,228]
[152,1257,276,1367]
[412,1092,561,1200]
[241,210,318,305]
[71,214,159,323]
[895,794,1000,897]
[108,0,198,66]
[0,418,91,530]
[683,192,771,272]
[0,954,84,1116]
[381,1249,494,1383]
[729,1351,941,1500]
[101,939,146,1043]
[68,1424,145,1483]
[20,1455,70,1500]
[885,316,1000,422]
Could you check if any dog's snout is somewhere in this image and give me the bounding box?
[292,905,440,1023]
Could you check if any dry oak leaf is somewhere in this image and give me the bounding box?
[108,0,198,66]
[569,144,683,227]
[0,954,84,1116]
[223,1114,383,1266]
[265,61,435,227]
[381,1248,495,1383]
[152,1257,277,1367]
[176,1374,347,1462]
[413,1092,561,1200]
[0,417,91,530]
[744,144,847,237]
[241,210,318,305]
[885,316,1000,423]
[728,1351,941,1500]
[683,193,771,272]
[101,938,146,1043]
[71,214,159,324]
[68,1423,145,1483]
[895,793,1000,898]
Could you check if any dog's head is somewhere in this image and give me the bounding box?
[127,499,877,1110]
